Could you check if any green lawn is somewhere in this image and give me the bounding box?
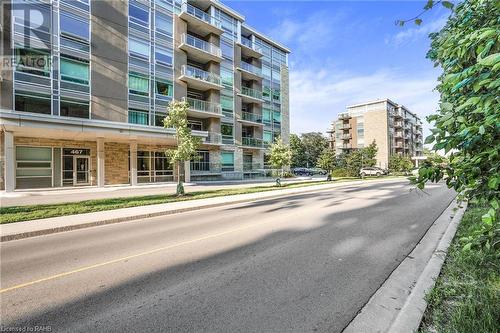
[2,177,385,224]
[419,205,500,333]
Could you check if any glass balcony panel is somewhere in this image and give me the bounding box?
[182,2,221,29]
[181,65,221,86]
[241,111,262,123]
[183,34,221,57]
[240,86,262,100]
[240,61,262,76]
[242,137,263,148]
[185,97,221,114]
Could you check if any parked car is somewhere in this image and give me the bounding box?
[292,168,313,176]
[359,167,386,177]
[310,168,327,175]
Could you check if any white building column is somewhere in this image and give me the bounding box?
[97,138,105,187]
[4,131,15,192]
[184,160,190,183]
[130,141,138,186]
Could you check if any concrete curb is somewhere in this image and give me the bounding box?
[1,178,406,242]
[343,198,467,333]
[388,201,467,333]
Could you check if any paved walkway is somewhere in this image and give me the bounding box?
[0,178,407,242]
[0,177,322,207]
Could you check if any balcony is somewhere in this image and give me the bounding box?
[340,123,351,130]
[243,162,264,172]
[340,133,351,140]
[179,65,223,91]
[338,113,351,120]
[179,2,223,36]
[222,135,234,145]
[239,111,263,126]
[393,109,404,118]
[341,143,352,149]
[184,97,222,118]
[238,86,263,104]
[394,132,404,138]
[394,121,403,128]
[241,137,263,149]
[237,61,262,81]
[179,34,222,63]
[190,161,222,175]
[237,36,263,59]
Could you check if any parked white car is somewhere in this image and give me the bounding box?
[359,167,386,177]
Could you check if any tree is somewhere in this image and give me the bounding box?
[413,0,499,238]
[289,134,307,168]
[269,136,292,183]
[317,149,336,180]
[163,100,201,195]
[301,132,328,167]
[342,141,378,177]
[389,154,414,173]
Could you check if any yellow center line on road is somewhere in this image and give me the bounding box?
[1,217,277,294]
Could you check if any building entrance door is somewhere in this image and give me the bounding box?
[75,157,90,185]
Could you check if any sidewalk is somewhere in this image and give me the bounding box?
[0,178,407,242]
[0,177,319,207]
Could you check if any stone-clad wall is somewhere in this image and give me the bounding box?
[104,142,129,185]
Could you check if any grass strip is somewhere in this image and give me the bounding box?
[1,177,394,224]
[419,205,500,333]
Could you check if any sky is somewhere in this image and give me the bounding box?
[224,0,451,138]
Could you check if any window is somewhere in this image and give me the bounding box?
[15,49,50,77]
[129,73,149,96]
[60,56,89,84]
[221,68,233,87]
[263,86,271,100]
[272,90,281,102]
[154,152,173,182]
[221,95,233,115]
[191,151,209,171]
[16,146,52,189]
[60,11,89,41]
[129,3,149,26]
[273,111,281,125]
[262,108,272,125]
[129,38,149,59]
[129,109,149,125]
[155,113,166,127]
[263,131,273,144]
[221,152,234,171]
[155,12,172,35]
[188,121,203,131]
[60,98,89,118]
[155,46,172,65]
[155,79,173,97]
[262,65,271,78]
[221,40,233,60]
[221,123,233,136]
[15,92,51,115]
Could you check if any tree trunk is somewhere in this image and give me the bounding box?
[176,162,184,196]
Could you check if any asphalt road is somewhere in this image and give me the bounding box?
[0,180,455,332]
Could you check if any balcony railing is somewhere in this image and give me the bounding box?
[222,135,234,144]
[190,161,221,174]
[205,132,222,144]
[185,97,221,115]
[242,137,263,148]
[181,2,222,29]
[394,109,404,117]
[338,113,351,120]
[181,34,221,57]
[240,86,262,100]
[240,36,262,53]
[394,121,403,127]
[240,61,262,76]
[340,123,351,130]
[181,65,221,86]
[241,111,262,123]
[340,134,351,140]
[394,132,404,138]
[243,162,263,171]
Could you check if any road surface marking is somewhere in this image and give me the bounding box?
[0,216,279,294]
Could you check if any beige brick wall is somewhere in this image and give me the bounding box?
[104,142,129,185]
[0,132,4,190]
[364,110,390,169]
[14,137,98,185]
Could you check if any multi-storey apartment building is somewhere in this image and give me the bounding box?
[327,99,423,169]
[0,0,290,191]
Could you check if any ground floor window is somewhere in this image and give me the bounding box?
[221,151,234,172]
[136,151,173,183]
[191,150,210,171]
[15,146,52,189]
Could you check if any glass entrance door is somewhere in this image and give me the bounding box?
[75,157,89,185]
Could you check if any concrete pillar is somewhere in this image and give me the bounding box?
[4,131,15,192]
[97,138,105,187]
[184,160,190,183]
[130,141,138,186]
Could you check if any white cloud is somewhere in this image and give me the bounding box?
[387,16,448,46]
[289,66,441,138]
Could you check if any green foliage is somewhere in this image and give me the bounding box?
[164,100,201,194]
[316,149,337,172]
[414,0,500,245]
[269,136,292,181]
[331,168,351,178]
[341,140,378,177]
[389,154,414,173]
[396,0,454,26]
[289,134,307,168]
[420,205,499,333]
